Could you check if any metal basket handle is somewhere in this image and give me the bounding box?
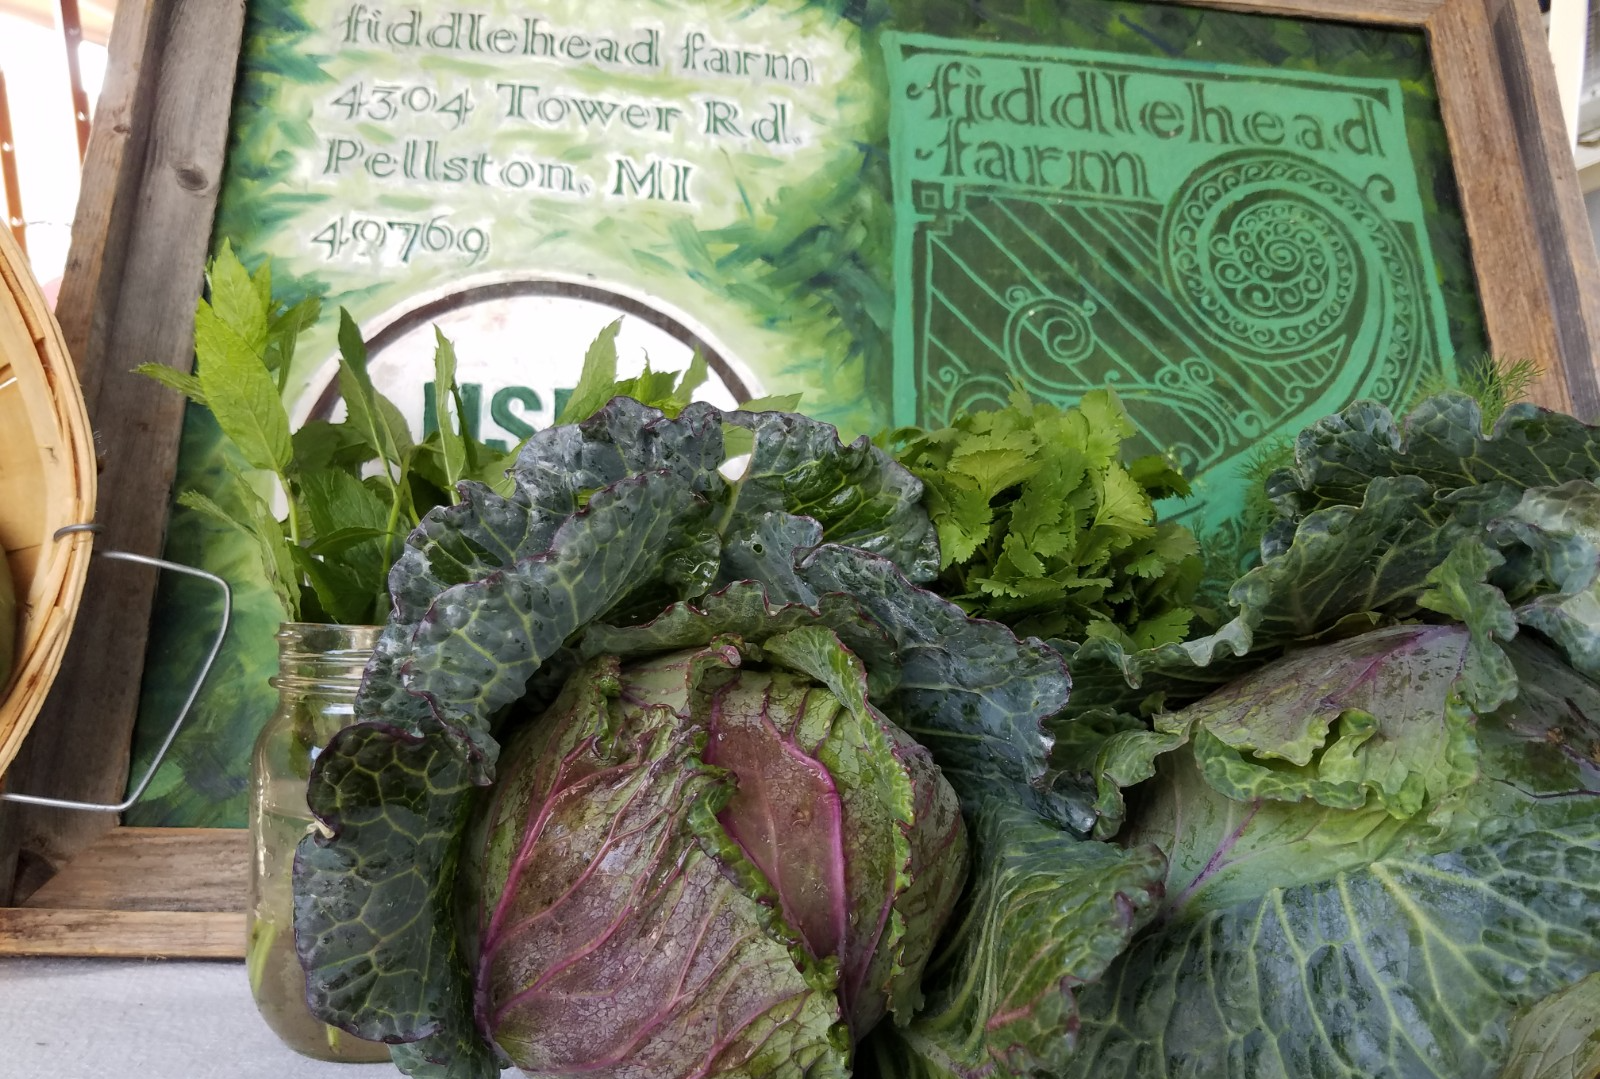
[1,523,233,812]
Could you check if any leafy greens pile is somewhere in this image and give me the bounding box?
[141,246,719,626]
[884,389,1201,648]
[294,388,1600,1079]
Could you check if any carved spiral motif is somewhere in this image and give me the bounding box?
[938,371,1013,426]
[1003,287,1099,390]
[1163,152,1377,356]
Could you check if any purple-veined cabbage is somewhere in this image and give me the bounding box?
[292,399,1159,1079]
[461,635,967,1076]
[1042,393,1600,1079]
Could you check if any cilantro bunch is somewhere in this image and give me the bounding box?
[884,388,1202,648]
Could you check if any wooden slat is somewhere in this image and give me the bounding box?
[1477,0,1600,417]
[0,0,248,901]
[1166,0,1442,25]
[1427,0,1574,415]
[21,827,247,913]
[58,0,93,162]
[0,0,162,905]
[51,0,161,371]
[0,69,24,253]
[0,908,246,958]
[0,827,247,959]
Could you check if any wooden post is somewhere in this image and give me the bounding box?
[0,0,248,903]
[57,0,93,162]
[0,70,24,254]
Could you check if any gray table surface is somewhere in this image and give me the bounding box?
[0,957,398,1078]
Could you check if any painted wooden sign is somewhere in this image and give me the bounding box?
[882,33,1460,540]
[127,0,1486,826]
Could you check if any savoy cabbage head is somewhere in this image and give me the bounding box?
[1053,393,1600,1079]
[292,399,1157,1078]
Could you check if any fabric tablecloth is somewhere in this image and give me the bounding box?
[0,957,395,1078]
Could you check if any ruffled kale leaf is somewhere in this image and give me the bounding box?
[1493,480,1600,681]
[592,550,1079,833]
[1051,398,1600,823]
[361,400,934,750]
[723,409,940,585]
[293,718,491,1071]
[1269,393,1600,518]
[793,545,1078,831]
[293,399,1035,1077]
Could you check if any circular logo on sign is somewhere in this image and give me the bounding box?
[301,279,758,450]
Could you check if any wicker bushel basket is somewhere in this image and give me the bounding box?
[0,228,96,780]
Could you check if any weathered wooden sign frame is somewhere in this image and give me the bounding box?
[1,0,1596,957]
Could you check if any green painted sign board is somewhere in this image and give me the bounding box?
[127,0,1487,826]
[883,32,1454,542]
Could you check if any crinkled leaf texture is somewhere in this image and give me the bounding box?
[1090,624,1484,836]
[355,399,939,765]
[1494,479,1600,682]
[864,797,1164,1079]
[293,718,492,1073]
[296,400,1082,1078]
[1068,628,1600,1079]
[1050,396,1600,835]
[587,577,1132,1073]
[1269,392,1600,518]
[463,646,864,1079]
[1053,475,1520,732]
[1499,974,1600,1079]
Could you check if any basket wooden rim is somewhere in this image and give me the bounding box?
[0,228,98,779]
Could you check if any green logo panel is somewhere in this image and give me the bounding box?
[885,33,1453,538]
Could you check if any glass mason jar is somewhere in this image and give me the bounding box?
[247,622,390,1063]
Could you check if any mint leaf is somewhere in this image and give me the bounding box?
[306,526,389,558]
[289,545,373,626]
[207,241,268,354]
[431,329,468,497]
[179,475,299,618]
[336,308,409,471]
[265,294,321,381]
[298,467,391,619]
[193,298,292,474]
[133,363,206,407]
[738,392,804,414]
[299,467,390,542]
[554,317,620,424]
[667,347,708,414]
[291,420,368,476]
